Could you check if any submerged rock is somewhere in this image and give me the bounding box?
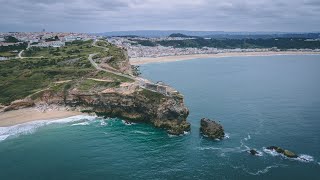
[200,118,224,139]
[249,149,259,156]
[284,150,298,158]
[266,146,298,158]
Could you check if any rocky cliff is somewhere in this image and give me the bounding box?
[28,86,190,135]
[1,40,190,135]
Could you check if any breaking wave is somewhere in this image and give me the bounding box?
[100,120,108,126]
[263,147,315,163]
[122,120,137,126]
[224,133,230,139]
[0,115,96,142]
[71,122,90,126]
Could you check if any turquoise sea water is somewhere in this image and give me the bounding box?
[1,55,320,179]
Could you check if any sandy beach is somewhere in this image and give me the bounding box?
[0,108,83,127]
[130,51,320,65]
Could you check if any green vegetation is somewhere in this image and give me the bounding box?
[168,33,193,38]
[104,44,127,69]
[130,39,157,47]
[0,51,18,57]
[77,79,120,91]
[139,89,164,103]
[0,42,27,56]
[94,71,134,83]
[23,40,102,58]
[0,40,133,105]
[134,38,320,49]
[96,40,110,47]
[0,57,92,104]
[4,36,20,43]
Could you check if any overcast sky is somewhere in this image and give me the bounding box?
[1,0,320,32]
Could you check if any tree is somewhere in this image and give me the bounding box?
[4,36,20,43]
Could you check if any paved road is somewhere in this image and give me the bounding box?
[89,40,173,95]
[18,50,24,59]
[88,53,136,81]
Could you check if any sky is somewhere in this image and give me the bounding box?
[1,0,320,33]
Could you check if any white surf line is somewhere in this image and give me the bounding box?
[0,115,96,142]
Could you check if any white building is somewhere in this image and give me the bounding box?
[31,41,65,48]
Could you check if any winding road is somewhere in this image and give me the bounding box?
[88,40,136,81]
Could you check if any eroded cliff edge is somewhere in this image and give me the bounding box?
[0,40,190,135]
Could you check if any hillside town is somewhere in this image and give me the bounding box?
[107,36,320,58]
[0,31,96,48]
[1,32,320,61]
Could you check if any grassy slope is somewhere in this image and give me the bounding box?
[0,40,132,105]
[23,40,102,58]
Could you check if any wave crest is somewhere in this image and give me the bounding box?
[0,115,96,142]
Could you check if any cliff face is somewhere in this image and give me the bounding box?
[32,87,190,135]
[1,41,191,135]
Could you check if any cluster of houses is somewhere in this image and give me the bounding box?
[0,32,97,48]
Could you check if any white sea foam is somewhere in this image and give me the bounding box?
[197,147,222,151]
[132,130,151,135]
[263,148,315,163]
[254,150,264,157]
[168,134,178,138]
[0,115,96,142]
[263,147,281,157]
[198,146,242,154]
[232,163,286,176]
[122,120,136,126]
[224,133,230,139]
[183,131,190,135]
[0,134,10,141]
[295,154,314,163]
[246,165,282,176]
[244,134,251,141]
[100,120,107,126]
[247,149,264,156]
[240,140,250,150]
[71,121,90,126]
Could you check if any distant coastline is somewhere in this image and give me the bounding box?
[130,51,320,65]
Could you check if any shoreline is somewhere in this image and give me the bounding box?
[0,108,83,127]
[130,51,320,65]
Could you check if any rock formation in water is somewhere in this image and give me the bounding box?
[266,146,298,158]
[248,149,259,156]
[200,118,225,139]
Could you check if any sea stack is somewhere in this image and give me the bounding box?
[200,118,225,139]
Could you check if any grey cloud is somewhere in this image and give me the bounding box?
[0,0,319,32]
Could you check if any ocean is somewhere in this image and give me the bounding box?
[1,55,320,179]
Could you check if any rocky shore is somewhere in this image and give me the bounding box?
[1,85,190,135]
[266,146,298,158]
[0,42,191,135]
